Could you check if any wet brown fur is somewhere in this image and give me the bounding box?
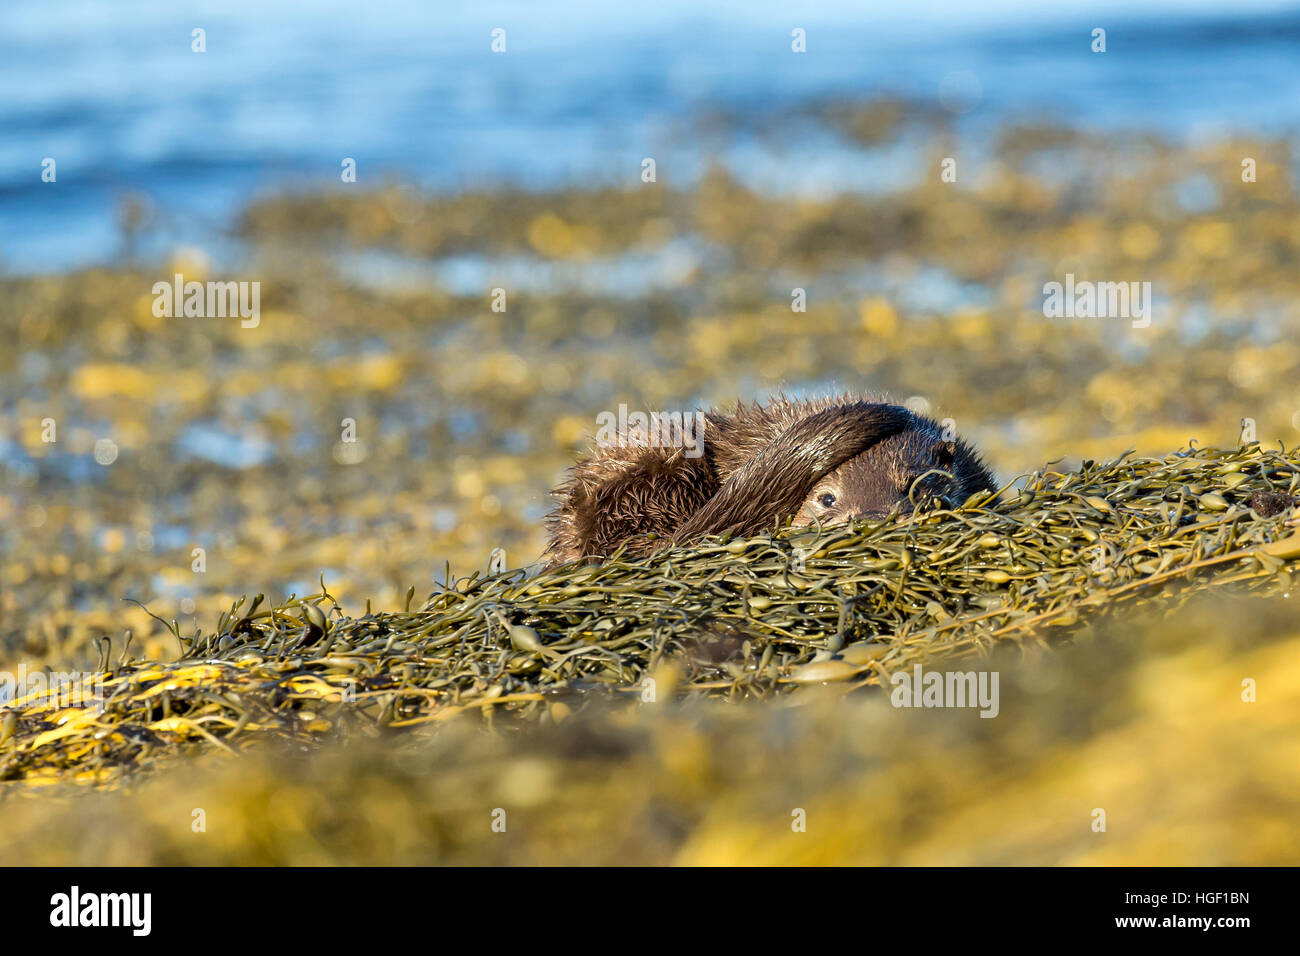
[544,394,996,564]
[1248,489,1298,518]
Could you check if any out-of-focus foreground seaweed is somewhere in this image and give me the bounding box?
[2,589,1298,864]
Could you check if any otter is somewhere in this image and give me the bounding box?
[544,395,996,564]
[1248,489,1298,518]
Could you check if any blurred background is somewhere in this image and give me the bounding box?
[2,1,1299,863]
[6,0,1300,269]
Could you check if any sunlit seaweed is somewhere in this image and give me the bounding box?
[2,443,1295,789]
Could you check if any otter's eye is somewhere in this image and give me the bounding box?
[818,493,836,508]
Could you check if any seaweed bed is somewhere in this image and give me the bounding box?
[4,443,1296,791]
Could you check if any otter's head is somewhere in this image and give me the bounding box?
[791,419,995,528]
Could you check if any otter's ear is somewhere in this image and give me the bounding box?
[935,440,956,467]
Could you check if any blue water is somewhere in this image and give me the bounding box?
[2,0,1299,273]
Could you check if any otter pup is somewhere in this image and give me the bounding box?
[544,395,996,564]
